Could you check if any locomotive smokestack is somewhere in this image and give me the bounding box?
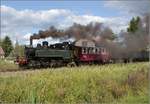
[30,37,33,46]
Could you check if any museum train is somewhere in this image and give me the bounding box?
[16,38,149,69]
[17,39,111,68]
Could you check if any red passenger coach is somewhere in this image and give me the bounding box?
[76,46,110,64]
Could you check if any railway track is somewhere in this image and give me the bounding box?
[0,68,45,73]
[0,69,20,73]
[0,68,45,77]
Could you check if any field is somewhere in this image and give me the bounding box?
[0,60,18,72]
[0,60,149,104]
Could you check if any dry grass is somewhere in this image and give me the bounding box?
[0,60,18,72]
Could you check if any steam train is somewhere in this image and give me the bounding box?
[17,39,110,68]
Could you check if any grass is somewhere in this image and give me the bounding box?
[0,62,149,103]
[0,59,18,72]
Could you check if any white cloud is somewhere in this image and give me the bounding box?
[1,5,72,30]
[22,33,31,40]
[68,15,105,25]
[1,5,73,45]
[104,1,150,16]
[1,5,130,45]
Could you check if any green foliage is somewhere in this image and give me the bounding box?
[127,16,141,33]
[1,36,13,57]
[0,62,148,103]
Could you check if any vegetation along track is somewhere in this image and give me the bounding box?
[0,62,149,103]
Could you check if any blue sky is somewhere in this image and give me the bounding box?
[1,1,121,17]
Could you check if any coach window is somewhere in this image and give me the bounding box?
[82,48,85,54]
[82,48,87,54]
[87,48,89,54]
[98,48,100,54]
[99,48,101,53]
[89,48,92,54]
[96,48,100,54]
[84,48,86,54]
[104,48,106,53]
[95,48,97,54]
[85,48,87,54]
[101,48,103,53]
[82,48,84,54]
[91,48,95,54]
[91,48,93,54]
[92,48,94,54]
[101,48,105,53]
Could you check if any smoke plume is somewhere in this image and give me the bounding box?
[30,14,149,60]
[119,14,150,59]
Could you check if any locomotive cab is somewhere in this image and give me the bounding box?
[42,41,48,48]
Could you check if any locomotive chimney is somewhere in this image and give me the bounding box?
[30,37,33,46]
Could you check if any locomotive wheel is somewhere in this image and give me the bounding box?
[36,61,41,69]
[67,62,76,67]
[28,60,36,69]
[50,60,57,68]
[19,64,28,70]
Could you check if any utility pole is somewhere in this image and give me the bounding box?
[15,38,19,57]
[0,33,1,46]
[0,10,1,46]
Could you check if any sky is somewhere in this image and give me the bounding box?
[1,0,150,45]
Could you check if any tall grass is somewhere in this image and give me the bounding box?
[0,59,18,71]
[0,62,149,103]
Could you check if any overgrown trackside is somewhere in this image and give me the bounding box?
[0,62,149,103]
[0,60,18,72]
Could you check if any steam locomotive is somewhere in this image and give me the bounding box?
[17,39,110,68]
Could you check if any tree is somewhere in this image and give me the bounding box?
[1,36,13,57]
[127,16,141,33]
